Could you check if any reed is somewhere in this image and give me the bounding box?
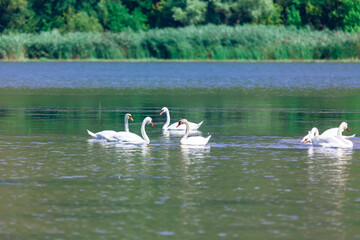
[1,25,360,60]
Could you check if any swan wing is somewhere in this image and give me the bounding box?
[110,132,145,144]
[166,121,203,131]
[181,135,211,146]
[167,122,185,130]
[344,134,356,139]
[321,127,355,141]
[87,129,97,138]
[313,135,353,148]
[320,127,338,137]
[193,121,203,129]
[312,135,337,147]
[87,130,117,139]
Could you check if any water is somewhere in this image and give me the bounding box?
[0,62,360,239]
[1,62,360,89]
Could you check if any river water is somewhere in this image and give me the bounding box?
[0,62,359,239]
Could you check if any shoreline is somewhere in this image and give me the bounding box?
[1,58,360,63]
[0,86,359,97]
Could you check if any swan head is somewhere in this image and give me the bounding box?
[160,107,168,115]
[125,113,134,121]
[302,132,312,144]
[302,127,319,144]
[144,117,154,127]
[340,122,349,132]
[176,119,188,127]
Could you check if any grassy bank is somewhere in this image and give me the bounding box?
[1,24,360,61]
[1,86,360,97]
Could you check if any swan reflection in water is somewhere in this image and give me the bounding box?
[180,145,211,165]
[307,146,353,189]
[306,146,353,239]
[307,146,353,161]
[162,129,202,141]
[113,142,151,159]
[87,138,150,159]
[87,138,107,144]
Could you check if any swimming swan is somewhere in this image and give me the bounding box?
[311,122,354,148]
[160,107,203,131]
[105,117,154,144]
[87,113,133,139]
[302,125,355,144]
[177,119,211,146]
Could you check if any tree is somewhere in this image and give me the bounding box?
[205,0,232,25]
[63,11,103,32]
[0,0,34,32]
[136,0,168,28]
[172,0,208,25]
[342,0,360,32]
[98,0,148,32]
[220,0,279,25]
[287,4,302,26]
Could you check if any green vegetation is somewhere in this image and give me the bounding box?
[1,25,360,61]
[2,0,360,33]
[1,0,360,61]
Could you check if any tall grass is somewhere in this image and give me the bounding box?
[1,25,360,60]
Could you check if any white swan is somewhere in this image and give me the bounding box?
[177,119,211,146]
[160,107,203,131]
[301,127,319,144]
[87,113,134,139]
[302,126,355,144]
[311,122,354,148]
[105,117,154,144]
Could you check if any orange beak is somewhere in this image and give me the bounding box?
[129,116,134,121]
[176,122,181,128]
[346,127,349,132]
[150,121,154,127]
[160,111,164,116]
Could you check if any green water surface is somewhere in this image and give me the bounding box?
[0,90,359,240]
[0,62,360,239]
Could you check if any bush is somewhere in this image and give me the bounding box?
[1,24,360,60]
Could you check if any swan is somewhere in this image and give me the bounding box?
[302,126,355,144]
[104,117,154,144]
[311,122,353,148]
[160,107,203,131]
[301,127,319,144]
[87,113,134,139]
[177,119,211,146]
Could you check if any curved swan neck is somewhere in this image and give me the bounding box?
[124,115,129,132]
[162,109,170,129]
[337,122,347,139]
[313,128,319,137]
[337,126,351,145]
[141,119,150,143]
[181,121,190,142]
[337,128,343,140]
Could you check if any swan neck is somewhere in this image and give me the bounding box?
[163,110,170,129]
[181,122,190,142]
[124,116,129,132]
[337,127,343,139]
[314,128,319,137]
[141,120,150,143]
[337,128,348,144]
[337,127,352,145]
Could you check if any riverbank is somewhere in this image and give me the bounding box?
[0,58,360,63]
[2,58,360,63]
[1,24,360,61]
